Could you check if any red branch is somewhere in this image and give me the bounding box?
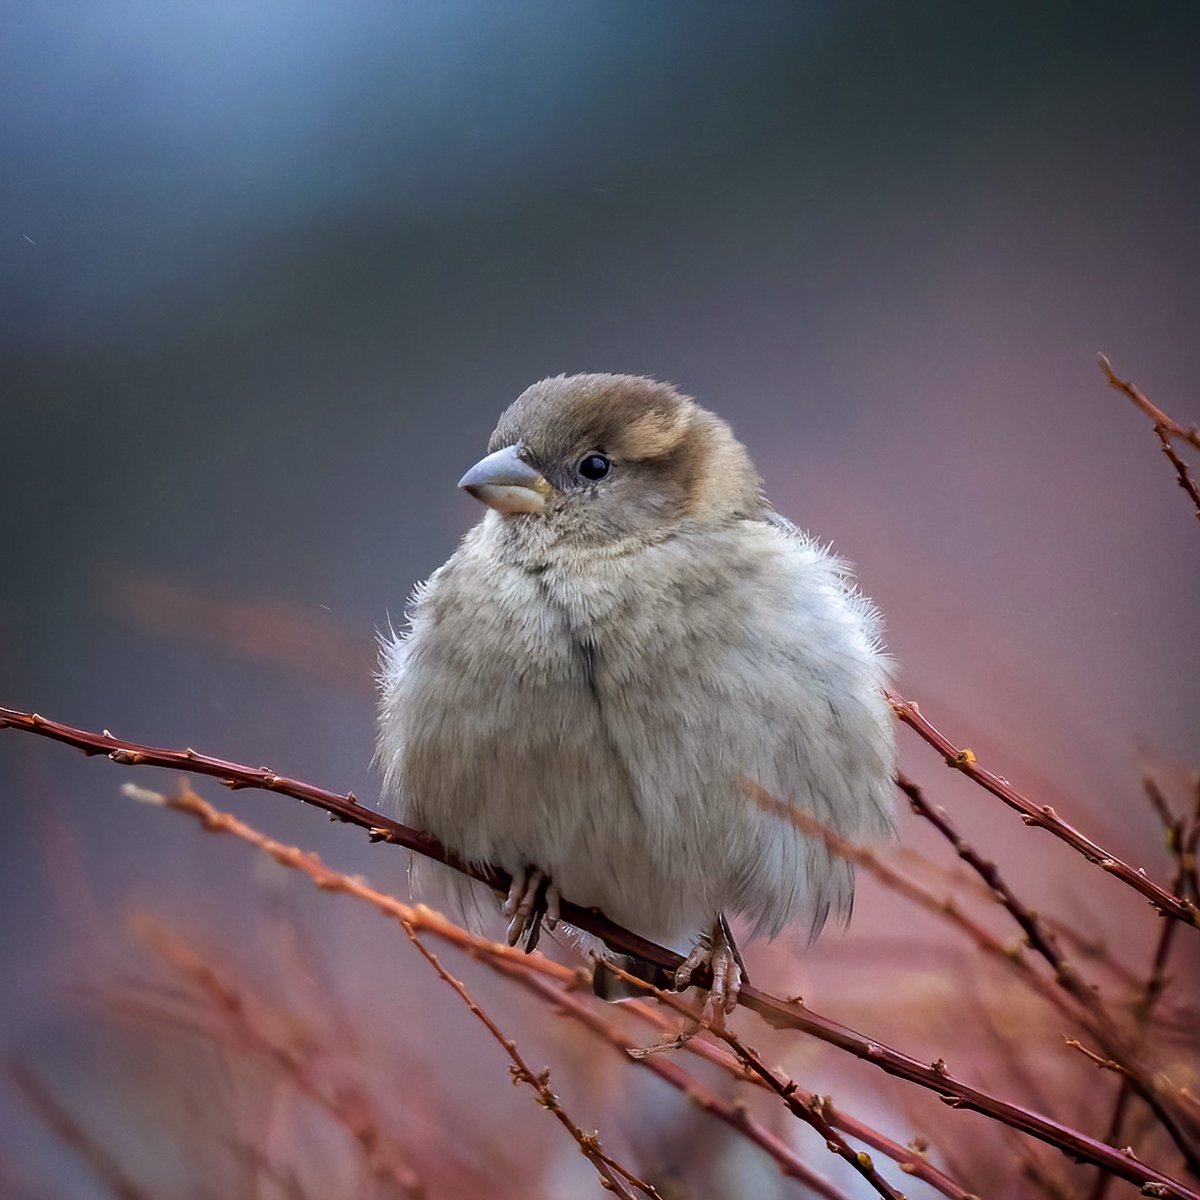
[886,691,1198,929]
[1099,354,1200,522]
[2,704,1198,1200]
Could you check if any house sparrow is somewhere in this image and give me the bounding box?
[378,374,896,1015]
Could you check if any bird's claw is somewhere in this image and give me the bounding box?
[674,919,743,1025]
[503,866,560,953]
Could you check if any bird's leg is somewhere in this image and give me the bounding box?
[674,915,744,1024]
[502,866,560,953]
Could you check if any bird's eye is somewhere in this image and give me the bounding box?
[577,453,611,482]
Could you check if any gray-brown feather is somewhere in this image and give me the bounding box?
[378,374,896,953]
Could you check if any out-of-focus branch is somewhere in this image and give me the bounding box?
[133,918,425,1199]
[120,779,968,1199]
[1099,354,1200,522]
[742,776,1089,1026]
[108,774,1199,1200]
[9,1062,149,1200]
[885,691,1199,928]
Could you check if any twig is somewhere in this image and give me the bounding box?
[6,709,1199,1199]
[397,925,657,1200]
[1092,781,1200,1200]
[125,777,975,1200]
[496,965,852,1200]
[598,961,911,1200]
[884,692,1199,928]
[896,773,1086,996]
[119,782,651,1200]
[899,775,1200,1159]
[131,917,425,1199]
[756,773,1200,1176]
[1099,355,1200,521]
[9,1062,148,1200]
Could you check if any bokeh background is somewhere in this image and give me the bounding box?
[2,4,1198,1197]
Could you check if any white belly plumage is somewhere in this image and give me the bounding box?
[378,514,895,952]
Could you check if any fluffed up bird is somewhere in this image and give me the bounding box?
[378,374,896,1016]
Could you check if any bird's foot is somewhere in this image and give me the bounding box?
[502,866,560,953]
[674,917,743,1026]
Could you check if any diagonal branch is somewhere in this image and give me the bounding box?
[122,778,964,1200]
[10,1062,149,1200]
[496,966,853,1200]
[1099,354,1200,522]
[885,692,1199,928]
[1093,779,1200,1200]
[398,923,656,1200]
[898,774,1200,1169]
[3,704,1199,1200]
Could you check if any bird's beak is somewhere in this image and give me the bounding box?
[458,444,551,514]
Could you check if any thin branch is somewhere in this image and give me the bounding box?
[5,708,1199,1199]
[756,772,1200,1174]
[1099,354,1200,521]
[1098,355,1200,448]
[884,692,1199,928]
[125,778,973,1200]
[896,773,1085,996]
[1093,780,1200,1200]
[9,1062,148,1200]
[113,775,1198,1200]
[1065,1039,1133,1080]
[397,924,657,1200]
[495,965,853,1200]
[597,969,907,1200]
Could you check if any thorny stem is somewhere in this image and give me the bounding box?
[884,691,1199,929]
[122,779,972,1200]
[496,964,853,1200]
[85,767,1199,1200]
[397,924,659,1200]
[897,774,1200,1174]
[598,964,908,1200]
[1098,355,1200,522]
[1092,780,1200,1200]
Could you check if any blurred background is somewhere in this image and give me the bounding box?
[2,3,1198,1197]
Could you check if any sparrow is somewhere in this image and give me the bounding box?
[378,374,896,1015]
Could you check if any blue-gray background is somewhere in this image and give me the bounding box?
[2,5,1198,1197]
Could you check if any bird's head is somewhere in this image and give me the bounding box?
[458,374,764,549]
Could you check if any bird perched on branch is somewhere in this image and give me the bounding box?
[378,374,896,1017]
